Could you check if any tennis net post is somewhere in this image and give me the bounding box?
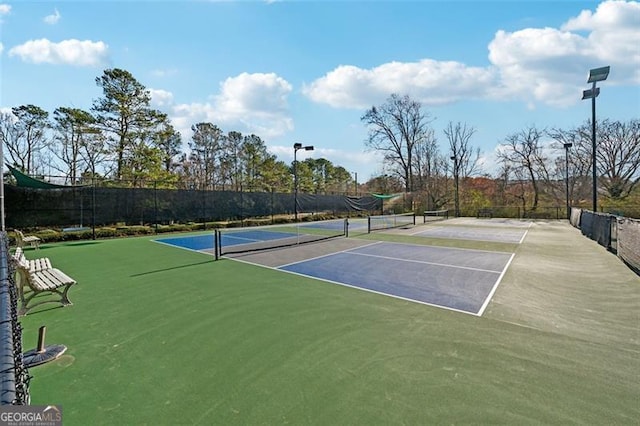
[214,229,219,260]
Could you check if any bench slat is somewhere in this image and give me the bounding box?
[29,269,74,290]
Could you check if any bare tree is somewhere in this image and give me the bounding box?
[361,93,434,192]
[497,126,547,211]
[444,121,482,215]
[444,121,482,178]
[79,128,110,181]
[0,105,50,174]
[412,130,449,210]
[549,118,640,203]
[52,107,96,183]
[547,126,593,206]
[597,118,640,199]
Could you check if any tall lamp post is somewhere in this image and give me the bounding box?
[450,155,459,217]
[293,142,314,221]
[353,172,358,196]
[581,65,609,212]
[563,143,573,220]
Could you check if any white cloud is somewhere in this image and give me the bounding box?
[562,0,640,31]
[43,8,61,25]
[489,0,640,106]
[151,68,178,78]
[159,72,294,140]
[8,38,109,67]
[149,88,174,107]
[0,3,10,23]
[0,42,3,55]
[304,0,640,110]
[215,72,292,116]
[303,61,497,109]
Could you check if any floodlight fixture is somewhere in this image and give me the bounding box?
[587,66,610,83]
[581,88,600,100]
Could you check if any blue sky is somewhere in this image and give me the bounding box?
[1,0,639,181]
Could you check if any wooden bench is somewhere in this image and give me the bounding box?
[15,230,41,249]
[477,208,493,218]
[12,248,77,316]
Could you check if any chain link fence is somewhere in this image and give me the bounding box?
[4,185,382,229]
[0,233,31,405]
[570,208,639,276]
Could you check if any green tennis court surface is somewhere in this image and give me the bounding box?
[18,221,639,424]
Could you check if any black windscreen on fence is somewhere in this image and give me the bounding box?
[4,185,381,228]
[580,210,614,250]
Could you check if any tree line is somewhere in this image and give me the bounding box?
[1,69,638,214]
[361,93,639,213]
[0,68,353,195]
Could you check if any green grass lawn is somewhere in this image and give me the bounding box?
[18,222,640,425]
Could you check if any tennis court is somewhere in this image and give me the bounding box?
[15,220,640,425]
[413,226,529,244]
[154,220,349,255]
[278,242,513,315]
[156,222,515,315]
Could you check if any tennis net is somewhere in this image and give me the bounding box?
[423,209,449,223]
[215,220,347,258]
[368,213,416,233]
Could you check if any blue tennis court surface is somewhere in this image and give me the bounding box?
[155,234,216,251]
[155,229,300,251]
[278,242,514,315]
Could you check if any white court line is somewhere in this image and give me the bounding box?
[518,229,529,244]
[476,253,516,316]
[229,255,477,316]
[151,238,215,255]
[224,234,264,244]
[276,241,381,269]
[411,228,527,244]
[345,251,503,274]
[221,240,517,317]
[361,239,514,255]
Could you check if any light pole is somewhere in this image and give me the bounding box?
[564,143,572,220]
[293,142,314,221]
[353,172,358,196]
[450,155,459,217]
[582,65,609,212]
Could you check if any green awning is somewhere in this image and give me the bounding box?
[370,193,401,200]
[7,165,86,189]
